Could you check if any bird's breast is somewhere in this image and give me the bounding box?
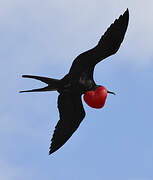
[60,73,95,94]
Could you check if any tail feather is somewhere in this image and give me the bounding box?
[20,75,60,93]
[22,75,60,85]
[19,86,56,93]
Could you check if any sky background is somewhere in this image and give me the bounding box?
[0,0,153,180]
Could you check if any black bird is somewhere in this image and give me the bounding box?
[20,9,129,154]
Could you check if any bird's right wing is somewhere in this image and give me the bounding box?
[69,9,129,76]
[49,93,85,154]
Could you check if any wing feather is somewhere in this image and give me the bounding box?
[69,9,129,77]
[49,93,85,154]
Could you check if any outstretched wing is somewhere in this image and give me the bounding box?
[49,93,85,154]
[69,9,129,77]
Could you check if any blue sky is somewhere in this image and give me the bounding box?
[0,0,153,180]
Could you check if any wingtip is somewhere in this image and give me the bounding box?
[49,148,56,155]
[49,142,63,155]
[49,151,53,156]
[48,151,52,155]
[121,8,129,25]
[125,8,129,15]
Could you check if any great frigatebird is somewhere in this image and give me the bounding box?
[20,9,129,154]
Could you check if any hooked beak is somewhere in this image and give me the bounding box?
[107,90,116,95]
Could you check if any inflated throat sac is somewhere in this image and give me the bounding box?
[83,86,107,109]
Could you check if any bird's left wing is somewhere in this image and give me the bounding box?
[69,9,129,77]
[49,93,85,154]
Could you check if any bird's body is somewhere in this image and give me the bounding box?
[20,9,129,154]
[59,71,97,94]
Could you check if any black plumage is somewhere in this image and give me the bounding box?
[20,9,129,154]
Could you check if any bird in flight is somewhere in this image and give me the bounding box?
[20,9,129,154]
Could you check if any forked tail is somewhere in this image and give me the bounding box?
[20,75,61,93]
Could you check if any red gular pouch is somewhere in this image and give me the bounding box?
[83,86,108,109]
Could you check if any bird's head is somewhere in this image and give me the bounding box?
[83,86,115,109]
